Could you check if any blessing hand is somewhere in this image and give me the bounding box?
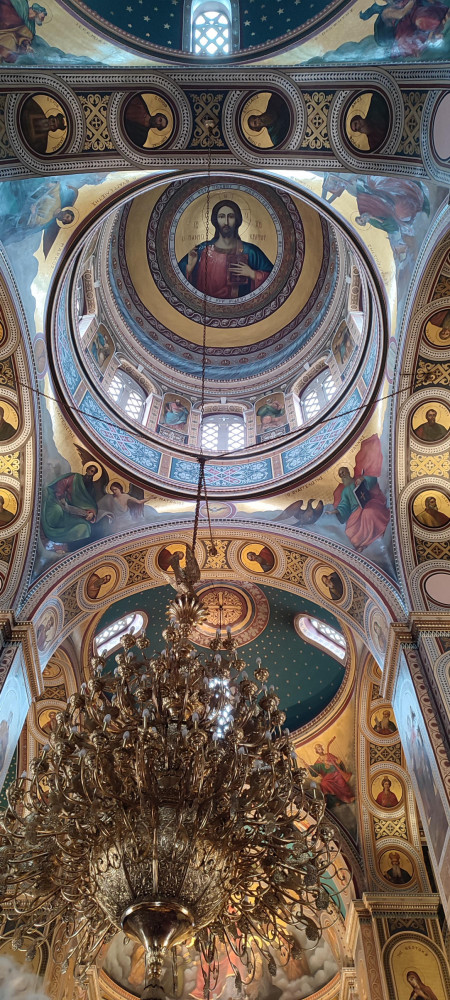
[228,262,256,279]
[186,248,198,276]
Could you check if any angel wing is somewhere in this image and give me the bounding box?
[42,219,60,259]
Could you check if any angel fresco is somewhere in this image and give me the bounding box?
[97,481,150,532]
[325,434,390,553]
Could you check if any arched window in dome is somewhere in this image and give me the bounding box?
[107,371,146,423]
[95,612,147,658]
[299,370,338,425]
[184,0,239,54]
[295,615,347,663]
[200,413,245,453]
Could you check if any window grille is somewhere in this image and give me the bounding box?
[193,9,230,54]
[95,612,146,658]
[200,414,245,453]
[300,370,339,424]
[296,615,347,662]
[107,371,146,423]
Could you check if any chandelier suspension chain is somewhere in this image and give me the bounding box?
[193,122,215,557]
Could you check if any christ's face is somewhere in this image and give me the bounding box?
[153,114,168,131]
[216,205,236,237]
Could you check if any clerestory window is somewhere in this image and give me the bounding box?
[200,413,245,453]
[107,371,146,423]
[299,370,338,425]
[295,615,347,662]
[95,612,147,658]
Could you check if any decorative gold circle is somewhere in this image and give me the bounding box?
[174,189,276,268]
[344,91,390,154]
[196,585,252,634]
[85,564,118,601]
[123,92,174,150]
[423,308,450,349]
[157,542,187,573]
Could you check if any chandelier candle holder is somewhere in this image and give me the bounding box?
[0,591,345,999]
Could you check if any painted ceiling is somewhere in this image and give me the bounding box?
[0,0,450,992]
[95,583,347,730]
[1,0,450,65]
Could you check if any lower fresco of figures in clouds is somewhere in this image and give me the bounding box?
[101,926,339,1000]
[0,168,444,585]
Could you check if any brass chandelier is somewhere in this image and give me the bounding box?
[0,579,345,998]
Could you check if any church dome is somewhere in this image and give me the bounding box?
[51,171,384,497]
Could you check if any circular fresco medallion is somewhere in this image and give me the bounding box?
[411,401,450,443]
[85,563,118,601]
[423,570,450,606]
[122,92,175,150]
[412,489,450,530]
[0,400,18,442]
[151,179,297,322]
[370,772,403,809]
[36,607,58,652]
[120,176,330,343]
[199,501,236,519]
[313,563,345,603]
[431,92,450,165]
[190,582,269,647]
[42,660,62,680]
[0,488,18,527]
[239,91,292,150]
[239,541,276,574]
[423,308,450,349]
[370,706,398,737]
[19,93,70,157]
[344,91,391,155]
[378,847,415,887]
